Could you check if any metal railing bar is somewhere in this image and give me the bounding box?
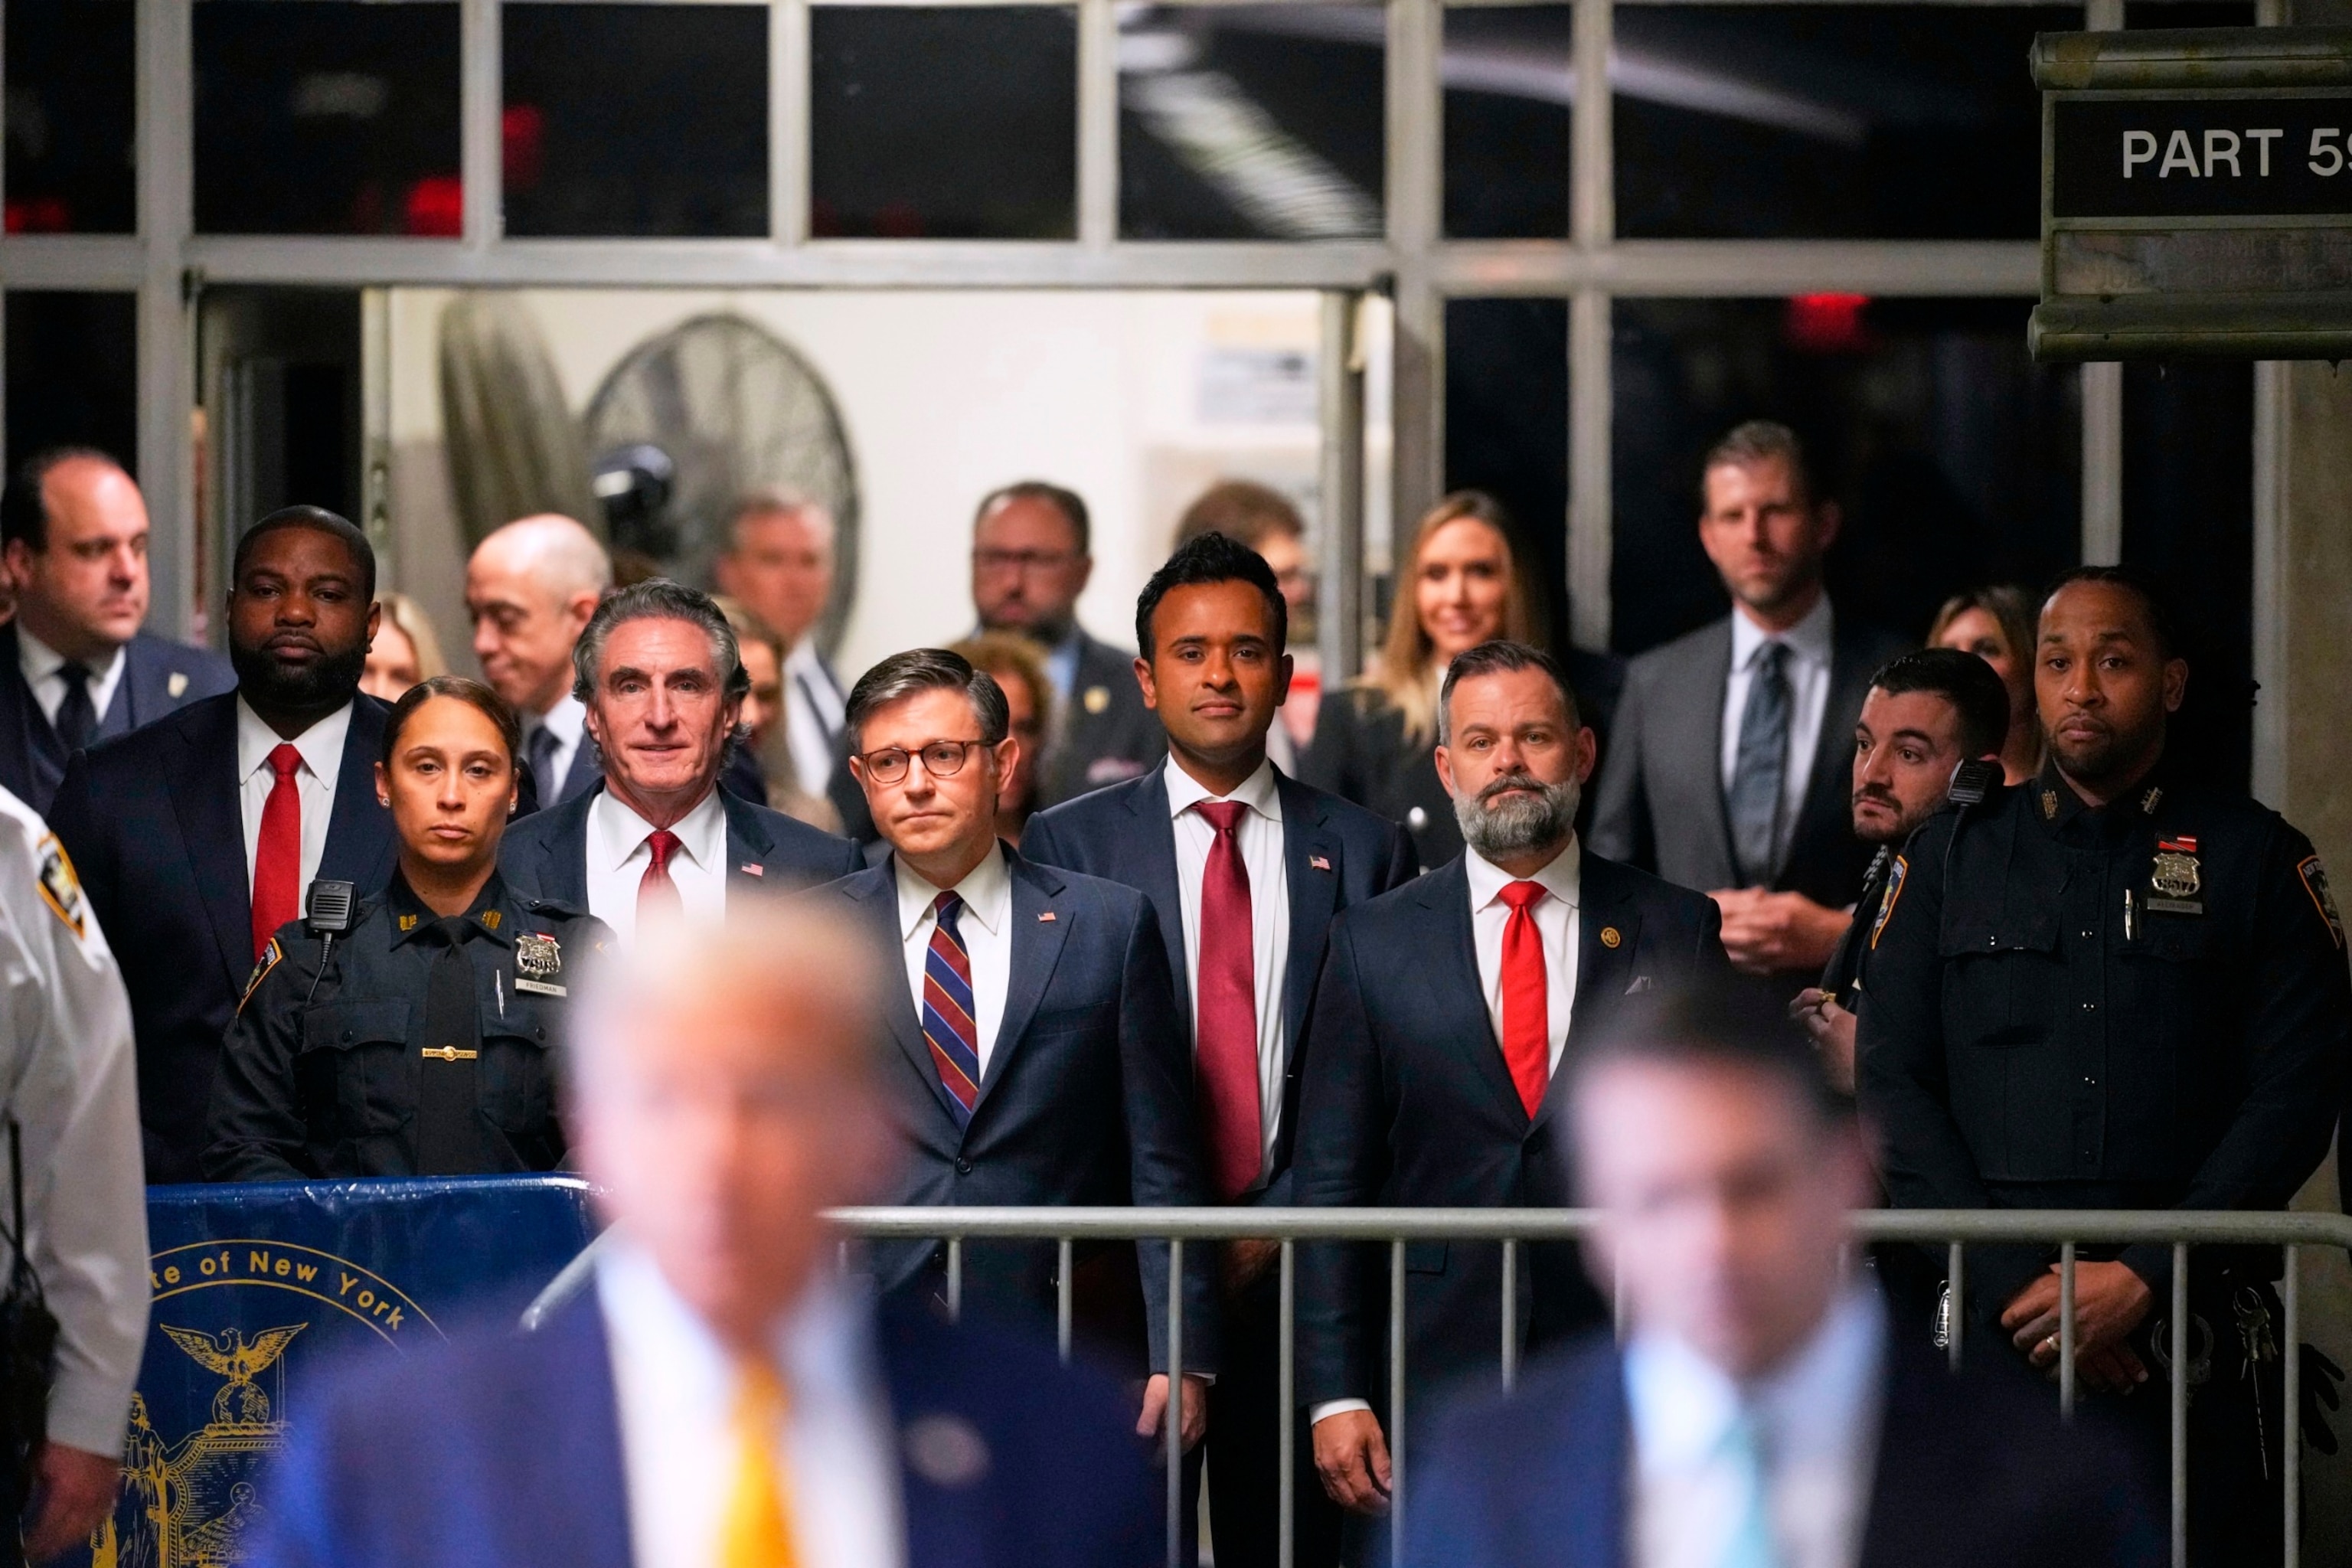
[1057,1236,1074,1367]
[1279,1239,1295,1568]
[2059,1241,2076,1420]
[1388,1237,1406,1568]
[2171,1244,2188,1568]
[946,1236,962,1323]
[1167,1236,1184,1568]
[1499,1238,1518,1394]
[2285,1243,2301,1568]
[1946,1243,1964,1374]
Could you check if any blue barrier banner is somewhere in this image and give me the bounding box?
[83,1177,598,1568]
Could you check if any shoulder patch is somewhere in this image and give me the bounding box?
[34,835,87,938]
[2299,854,2345,950]
[238,938,283,1014]
[1870,854,1909,950]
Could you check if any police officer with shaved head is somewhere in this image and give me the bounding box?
[1857,566,2352,1567]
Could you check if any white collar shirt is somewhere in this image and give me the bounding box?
[597,1240,905,1568]
[1164,755,1289,1186]
[1719,595,1837,880]
[234,697,352,902]
[782,639,846,797]
[17,626,127,731]
[529,692,590,790]
[1463,838,1583,1074]
[586,786,730,944]
[895,842,1014,1077]
[1624,1285,1886,1568]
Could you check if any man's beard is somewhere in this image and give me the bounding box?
[1455,770,1581,861]
[2049,712,2163,790]
[230,639,368,713]
[1850,784,1922,848]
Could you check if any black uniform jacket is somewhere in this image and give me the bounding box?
[203,872,612,1182]
[1855,760,2352,1316]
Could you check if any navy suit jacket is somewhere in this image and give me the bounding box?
[1021,764,1418,1198]
[245,1292,1161,1568]
[0,624,234,815]
[1409,1321,2161,1568]
[496,781,863,903]
[47,691,396,1183]
[1292,852,1731,1413]
[1040,632,1166,808]
[804,848,1217,1374]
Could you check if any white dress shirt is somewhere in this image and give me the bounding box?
[1464,838,1583,1075]
[1625,1285,1886,1568]
[586,786,729,944]
[783,639,846,796]
[1719,595,1836,878]
[598,1239,905,1568]
[234,697,351,906]
[17,626,126,730]
[896,843,1013,1077]
[528,692,590,792]
[1165,755,1289,1183]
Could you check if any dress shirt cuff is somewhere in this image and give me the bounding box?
[45,1369,133,1459]
[1308,1398,1371,1426]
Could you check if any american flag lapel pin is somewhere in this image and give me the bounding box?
[1309,854,1332,872]
[1037,910,1057,922]
[742,863,765,877]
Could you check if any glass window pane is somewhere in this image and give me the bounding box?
[1611,297,2079,655]
[504,4,769,238]
[6,292,139,473]
[1446,299,1568,639]
[194,2,462,237]
[1614,6,2073,240]
[812,8,1075,240]
[6,2,136,234]
[1119,5,1384,241]
[2128,3,2257,24]
[2123,364,2253,793]
[1444,6,1572,240]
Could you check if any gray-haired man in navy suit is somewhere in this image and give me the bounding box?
[0,448,234,813]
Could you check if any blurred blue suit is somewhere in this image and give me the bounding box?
[246,1292,1161,1568]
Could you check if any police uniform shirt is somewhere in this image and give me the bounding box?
[204,869,610,1182]
[1854,758,2352,1310]
[0,786,146,1457]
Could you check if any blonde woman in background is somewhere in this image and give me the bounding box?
[362,593,449,702]
[949,632,1055,846]
[1301,490,1536,868]
[1928,584,2040,785]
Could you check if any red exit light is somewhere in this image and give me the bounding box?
[1785,293,1872,353]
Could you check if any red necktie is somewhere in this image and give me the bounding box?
[1497,880,1550,1119]
[639,828,684,929]
[250,743,304,959]
[1193,800,1263,1200]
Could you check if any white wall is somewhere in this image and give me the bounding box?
[384,287,1334,686]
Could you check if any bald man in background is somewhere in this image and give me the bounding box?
[468,514,614,803]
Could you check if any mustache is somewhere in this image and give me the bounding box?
[1478,771,1547,803]
[1851,783,1900,811]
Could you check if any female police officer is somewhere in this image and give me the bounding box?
[204,677,610,1180]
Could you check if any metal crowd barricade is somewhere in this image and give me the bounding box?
[526,1207,2352,1568]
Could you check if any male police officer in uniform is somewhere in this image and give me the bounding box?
[1857,567,2352,1566]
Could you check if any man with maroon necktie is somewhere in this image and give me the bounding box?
[1291,640,1730,1566]
[1024,532,1416,1568]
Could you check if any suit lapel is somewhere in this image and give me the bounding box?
[1122,772,1191,1023]
[1793,629,1874,872]
[1416,861,1527,1126]
[534,1299,638,1568]
[1694,619,1739,881]
[165,698,256,991]
[1534,860,1639,1133]
[978,854,1070,1112]
[721,789,778,890]
[535,792,597,906]
[319,698,394,887]
[855,864,952,1122]
[1548,1350,1633,1568]
[1277,773,1339,1057]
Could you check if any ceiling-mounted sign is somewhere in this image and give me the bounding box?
[2031,26,2352,361]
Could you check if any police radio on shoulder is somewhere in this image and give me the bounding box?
[303,880,358,1007]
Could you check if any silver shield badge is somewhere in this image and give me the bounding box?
[2151,851,2200,900]
[516,933,562,982]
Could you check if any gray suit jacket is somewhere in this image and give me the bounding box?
[1588,610,1908,916]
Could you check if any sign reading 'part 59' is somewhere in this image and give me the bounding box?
[2053,99,2352,218]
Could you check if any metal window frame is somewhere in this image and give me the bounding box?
[0,0,2268,718]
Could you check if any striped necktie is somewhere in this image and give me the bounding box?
[922,892,982,1124]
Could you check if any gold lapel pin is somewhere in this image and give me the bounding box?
[1600,926,1622,949]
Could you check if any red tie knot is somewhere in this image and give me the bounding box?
[645,828,681,873]
[268,743,303,782]
[1499,880,1546,913]
[1195,799,1249,835]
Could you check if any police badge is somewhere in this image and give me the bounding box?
[2148,836,2203,915]
[514,933,567,996]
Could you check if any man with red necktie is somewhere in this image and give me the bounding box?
[498,580,861,936]
[805,646,1216,1494]
[50,507,398,1183]
[1291,640,1730,1566]
[1024,533,1415,1568]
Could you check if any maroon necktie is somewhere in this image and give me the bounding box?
[1193,800,1262,1200]
[1497,880,1550,1119]
[639,828,684,929]
[250,743,303,959]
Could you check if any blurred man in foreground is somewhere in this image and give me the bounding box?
[1409,994,2160,1568]
[245,904,1161,1568]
